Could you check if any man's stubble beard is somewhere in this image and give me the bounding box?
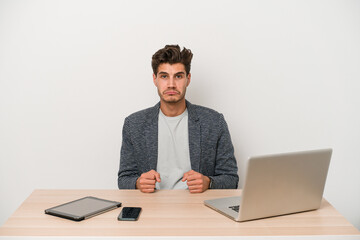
[158,88,187,104]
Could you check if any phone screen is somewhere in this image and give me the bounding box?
[118,207,142,221]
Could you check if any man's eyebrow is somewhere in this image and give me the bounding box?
[175,72,186,75]
[158,72,169,75]
[158,71,186,75]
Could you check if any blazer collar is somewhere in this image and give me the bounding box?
[148,102,161,122]
[186,100,200,122]
[186,100,201,172]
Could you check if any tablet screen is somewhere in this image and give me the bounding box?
[45,196,121,220]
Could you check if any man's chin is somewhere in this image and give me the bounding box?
[164,99,181,104]
[162,96,184,104]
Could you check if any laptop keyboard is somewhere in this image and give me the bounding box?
[229,205,240,212]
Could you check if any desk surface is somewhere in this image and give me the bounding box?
[0,189,359,237]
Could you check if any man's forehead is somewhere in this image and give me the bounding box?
[157,63,186,74]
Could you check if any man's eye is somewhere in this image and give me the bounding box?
[160,75,167,79]
[176,75,183,79]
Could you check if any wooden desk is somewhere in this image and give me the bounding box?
[0,189,359,238]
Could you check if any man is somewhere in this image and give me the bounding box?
[118,45,238,193]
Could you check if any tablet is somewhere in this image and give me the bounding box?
[45,196,121,221]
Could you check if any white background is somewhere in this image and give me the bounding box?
[0,0,359,230]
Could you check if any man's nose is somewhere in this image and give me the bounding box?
[168,76,175,87]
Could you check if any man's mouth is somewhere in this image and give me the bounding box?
[164,90,179,95]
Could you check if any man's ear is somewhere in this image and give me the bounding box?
[186,73,191,87]
[153,73,157,86]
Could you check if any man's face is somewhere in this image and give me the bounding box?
[153,63,191,104]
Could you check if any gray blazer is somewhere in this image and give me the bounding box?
[117,100,239,189]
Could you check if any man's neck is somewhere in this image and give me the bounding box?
[160,99,187,117]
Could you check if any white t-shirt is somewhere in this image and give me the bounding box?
[156,109,191,189]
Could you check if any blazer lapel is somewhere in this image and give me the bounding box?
[145,103,160,171]
[187,101,201,172]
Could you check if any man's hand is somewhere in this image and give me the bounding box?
[182,170,210,193]
[136,170,161,193]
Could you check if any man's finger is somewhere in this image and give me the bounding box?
[188,184,202,190]
[140,187,156,193]
[182,173,188,182]
[139,178,156,185]
[153,171,161,182]
[185,173,201,182]
[147,170,161,182]
[187,179,203,187]
[182,170,196,181]
[189,189,202,193]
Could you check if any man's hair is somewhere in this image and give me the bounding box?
[151,45,193,76]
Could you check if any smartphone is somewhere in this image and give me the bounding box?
[117,207,142,221]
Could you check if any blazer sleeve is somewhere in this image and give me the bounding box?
[210,114,239,189]
[117,117,140,189]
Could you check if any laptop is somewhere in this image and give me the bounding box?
[204,148,332,222]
